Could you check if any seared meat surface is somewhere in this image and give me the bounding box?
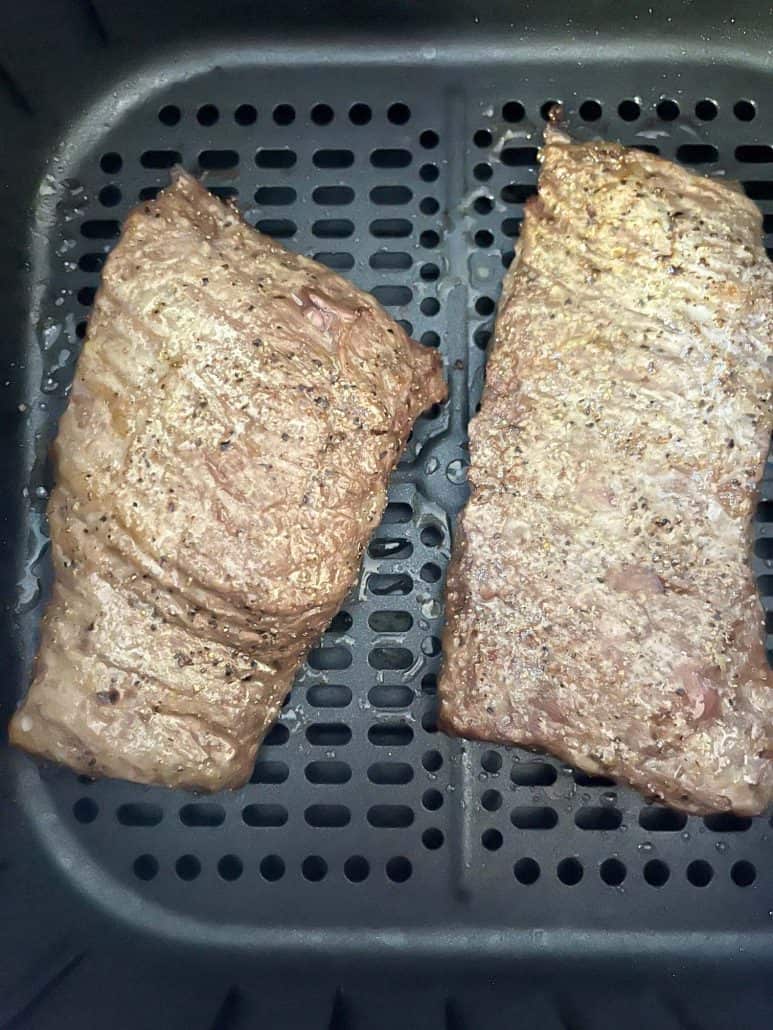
[440,128,773,814]
[12,170,446,790]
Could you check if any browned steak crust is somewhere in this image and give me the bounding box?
[11,170,446,790]
[439,128,773,815]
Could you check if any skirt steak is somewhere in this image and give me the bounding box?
[439,128,773,814]
[11,170,446,790]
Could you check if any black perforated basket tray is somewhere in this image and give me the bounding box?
[1,2,772,1028]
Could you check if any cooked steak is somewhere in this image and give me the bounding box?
[11,170,445,791]
[440,127,773,814]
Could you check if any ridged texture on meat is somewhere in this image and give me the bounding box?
[11,170,446,790]
[440,128,773,814]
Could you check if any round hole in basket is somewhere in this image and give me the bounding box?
[311,103,334,125]
[482,829,503,851]
[349,102,372,125]
[388,102,411,125]
[260,855,285,882]
[503,100,525,122]
[158,105,180,126]
[557,858,583,886]
[197,103,219,125]
[481,789,502,812]
[600,858,626,886]
[481,750,502,774]
[234,103,257,125]
[344,856,370,882]
[133,854,159,881]
[422,749,443,772]
[579,99,602,121]
[514,858,540,885]
[73,797,99,824]
[386,856,412,882]
[422,828,444,850]
[643,860,670,887]
[656,98,680,121]
[217,855,243,882]
[302,855,328,882]
[175,855,202,881]
[618,98,641,121]
[422,789,443,811]
[730,861,756,887]
[734,99,756,121]
[100,151,123,173]
[686,860,714,888]
[695,98,718,120]
[99,185,121,207]
[273,103,295,125]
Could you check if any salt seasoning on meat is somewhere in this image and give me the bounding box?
[439,127,773,814]
[11,170,446,790]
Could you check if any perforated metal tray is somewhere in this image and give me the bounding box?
[1,2,772,1028]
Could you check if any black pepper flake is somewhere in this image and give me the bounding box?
[96,688,120,705]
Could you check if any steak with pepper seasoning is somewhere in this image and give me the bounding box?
[12,170,446,790]
[440,128,773,814]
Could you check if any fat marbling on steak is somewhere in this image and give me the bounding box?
[11,170,446,790]
[440,127,773,814]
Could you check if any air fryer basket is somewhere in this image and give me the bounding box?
[1,2,772,1027]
